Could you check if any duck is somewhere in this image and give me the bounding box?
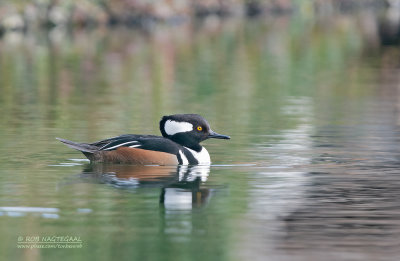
[57,114,230,165]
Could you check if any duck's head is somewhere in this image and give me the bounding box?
[160,114,230,151]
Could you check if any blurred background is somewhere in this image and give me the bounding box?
[1,1,400,261]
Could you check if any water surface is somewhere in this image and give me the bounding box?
[1,11,400,261]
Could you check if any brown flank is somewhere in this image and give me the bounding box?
[92,147,179,165]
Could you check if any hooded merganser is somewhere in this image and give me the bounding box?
[57,114,230,165]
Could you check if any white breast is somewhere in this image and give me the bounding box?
[184,146,211,165]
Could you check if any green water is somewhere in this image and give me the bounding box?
[1,13,400,261]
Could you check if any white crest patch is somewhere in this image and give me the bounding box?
[164,120,193,136]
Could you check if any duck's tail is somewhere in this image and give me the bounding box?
[56,138,98,160]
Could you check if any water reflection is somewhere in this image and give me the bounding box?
[2,6,400,261]
[276,84,400,256]
[0,207,60,219]
[78,164,211,210]
[0,206,92,219]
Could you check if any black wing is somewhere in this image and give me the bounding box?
[91,134,181,155]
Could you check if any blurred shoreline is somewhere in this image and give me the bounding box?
[0,0,391,35]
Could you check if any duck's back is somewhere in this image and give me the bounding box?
[57,134,199,165]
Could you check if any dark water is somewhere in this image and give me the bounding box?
[1,10,400,261]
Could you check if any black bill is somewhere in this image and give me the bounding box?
[208,131,231,140]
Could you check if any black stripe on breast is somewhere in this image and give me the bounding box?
[177,152,183,164]
[182,148,198,165]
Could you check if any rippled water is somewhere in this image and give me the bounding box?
[1,11,400,261]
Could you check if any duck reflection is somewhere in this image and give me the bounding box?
[160,165,211,210]
[80,164,211,209]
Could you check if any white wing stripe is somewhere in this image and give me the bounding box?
[103,141,139,151]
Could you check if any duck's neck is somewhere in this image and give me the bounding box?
[167,135,202,152]
[185,143,202,152]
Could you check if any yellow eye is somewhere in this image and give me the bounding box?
[197,126,203,131]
